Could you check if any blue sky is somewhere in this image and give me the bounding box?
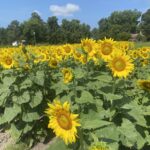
[0,0,149,28]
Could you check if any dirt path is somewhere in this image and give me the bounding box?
[0,130,12,150]
[0,130,55,150]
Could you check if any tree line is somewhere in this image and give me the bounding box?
[0,9,150,45]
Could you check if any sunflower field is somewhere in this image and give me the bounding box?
[0,38,150,150]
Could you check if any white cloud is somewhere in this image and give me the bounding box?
[33,10,42,16]
[49,3,80,16]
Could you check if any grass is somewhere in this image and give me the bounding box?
[1,42,150,49]
[134,42,150,48]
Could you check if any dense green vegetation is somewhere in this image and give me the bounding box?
[0,9,150,45]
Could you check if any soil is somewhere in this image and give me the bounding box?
[0,130,11,150]
[0,130,54,150]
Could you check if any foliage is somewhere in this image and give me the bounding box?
[5,142,29,150]
[3,8,150,45]
[0,40,150,150]
[0,56,55,146]
[141,9,150,41]
[0,12,91,45]
[92,10,141,40]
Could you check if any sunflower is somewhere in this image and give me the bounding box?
[138,80,150,92]
[89,142,110,150]
[129,50,139,60]
[81,38,97,57]
[139,52,149,59]
[45,100,80,145]
[73,50,82,61]
[108,52,134,78]
[49,58,58,68]
[77,55,86,64]
[61,68,73,83]
[63,44,73,57]
[141,59,149,67]
[1,54,15,69]
[55,47,64,61]
[98,38,116,61]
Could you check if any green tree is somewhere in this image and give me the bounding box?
[61,19,91,43]
[98,18,111,39]
[0,27,7,45]
[93,10,141,40]
[22,12,47,44]
[140,9,150,40]
[7,20,21,44]
[47,16,63,44]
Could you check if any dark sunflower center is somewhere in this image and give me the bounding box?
[65,47,71,53]
[57,112,72,130]
[143,82,150,89]
[51,60,57,66]
[84,43,92,52]
[5,57,12,65]
[76,52,81,58]
[101,43,112,55]
[114,58,126,71]
[57,50,62,56]
[64,70,70,77]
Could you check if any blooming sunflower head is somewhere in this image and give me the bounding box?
[61,68,73,83]
[141,59,149,67]
[63,44,73,57]
[55,47,64,61]
[45,99,80,145]
[81,38,97,55]
[49,58,58,68]
[107,52,134,78]
[89,142,110,150]
[1,54,15,69]
[129,50,139,60]
[80,55,87,64]
[73,51,82,61]
[138,80,150,92]
[98,38,116,61]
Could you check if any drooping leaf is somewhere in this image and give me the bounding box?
[95,125,120,141]
[13,91,30,104]
[20,78,33,90]
[82,119,111,129]
[118,119,138,147]
[10,123,22,140]
[104,93,123,101]
[46,138,72,150]
[30,91,43,108]
[0,86,11,106]
[4,104,21,122]
[33,70,45,86]
[94,74,112,82]
[76,91,94,104]
[3,76,16,87]
[22,112,40,122]
[74,67,86,79]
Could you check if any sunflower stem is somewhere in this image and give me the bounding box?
[79,129,85,150]
[112,77,116,94]
[73,77,77,101]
